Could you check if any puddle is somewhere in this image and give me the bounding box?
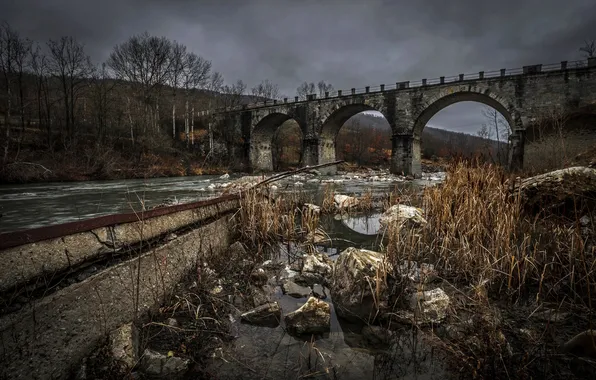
[206,213,446,379]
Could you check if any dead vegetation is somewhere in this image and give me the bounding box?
[383,160,596,378]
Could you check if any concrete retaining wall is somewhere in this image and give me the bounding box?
[0,197,240,380]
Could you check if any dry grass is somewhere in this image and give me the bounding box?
[386,160,596,303]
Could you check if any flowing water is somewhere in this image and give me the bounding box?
[0,171,442,233]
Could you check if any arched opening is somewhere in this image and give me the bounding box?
[272,120,303,171]
[320,104,392,173]
[250,113,303,172]
[412,93,513,173]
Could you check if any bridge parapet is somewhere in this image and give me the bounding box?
[198,59,591,116]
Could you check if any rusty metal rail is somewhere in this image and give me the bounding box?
[0,193,240,251]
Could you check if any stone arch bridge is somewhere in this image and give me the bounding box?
[202,58,596,176]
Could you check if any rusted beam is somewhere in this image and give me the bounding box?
[0,194,239,250]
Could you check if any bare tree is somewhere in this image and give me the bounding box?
[169,42,186,139]
[317,80,333,97]
[107,32,174,136]
[580,39,596,58]
[0,22,32,162]
[296,81,316,100]
[30,44,54,149]
[251,79,280,100]
[47,36,94,145]
[88,63,117,143]
[182,52,211,145]
[205,71,224,153]
[480,107,510,165]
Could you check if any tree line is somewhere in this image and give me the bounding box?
[0,21,340,176]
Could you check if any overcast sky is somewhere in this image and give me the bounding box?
[2,0,595,136]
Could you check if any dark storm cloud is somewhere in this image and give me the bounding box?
[2,0,595,134]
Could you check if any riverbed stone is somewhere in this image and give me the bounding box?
[334,194,359,210]
[109,323,139,370]
[312,284,326,299]
[282,280,312,298]
[330,247,390,322]
[379,204,427,230]
[562,330,596,358]
[240,302,282,327]
[140,349,189,378]
[284,296,331,335]
[513,166,596,214]
[398,260,437,283]
[303,253,333,277]
[250,268,268,286]
[409,288,450,324]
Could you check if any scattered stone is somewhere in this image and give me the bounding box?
[409,288,450,324]
[330,247,390,322]
[282,281,312,298]
[284,296,331,335]
[240,302,282,327]
[109,323,139,370]
[250,268,268,286]
[334,194,359,210]
[513,166,596,214]
[562,330,596,358]
[531,308,570,323]
[166,318,179,327]
[362,325,393,347]
[398,260,437,283]
[302,253,333,277]
[303,203,321,213]
[312,284,326,299]
[140,349,189,378]
[289,257,304,272]
[228,241,247,258]
[379,204,427,229]
[219,173,230,179]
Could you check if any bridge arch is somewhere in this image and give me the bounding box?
[393,90,518,175]
[318,104,386,173]
[250,112,302,172]
[413,90,515,137]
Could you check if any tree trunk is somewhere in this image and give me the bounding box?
[172,101,176,140]
[185,99,189,146]
[191,106,195,146]
[3,85,12,164]
[127,97,135,146]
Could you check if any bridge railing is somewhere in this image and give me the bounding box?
[201,58,591,115]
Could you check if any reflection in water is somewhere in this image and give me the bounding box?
[340,213,382,235]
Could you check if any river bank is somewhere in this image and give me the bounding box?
[74,162,596,379]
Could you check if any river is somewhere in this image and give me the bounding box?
[0,170,444,233]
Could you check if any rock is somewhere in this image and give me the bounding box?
[312,284,326,299]
[330,247,390,322]
[219,173,230,179]
[166,318,179,327]
[282,281,312,298]
[309,169,322,176]
[409,288,450,324]
[562,330,596,358]
[109,323,139,370]
[303,203,321,213]
[289,257,304,272]
[240,302,282,327]
[250,268,268,286]
[228,241,247,259]
[531,308,569,323]
[140,349,189,378]
[303,253,333,277]
[513,166,596,214]
[284,296,331,335]
[334,194,359,210]
[379,204,427,230]
[398,260,437,283]
[306,228,328,244]
[362,325,393,347]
